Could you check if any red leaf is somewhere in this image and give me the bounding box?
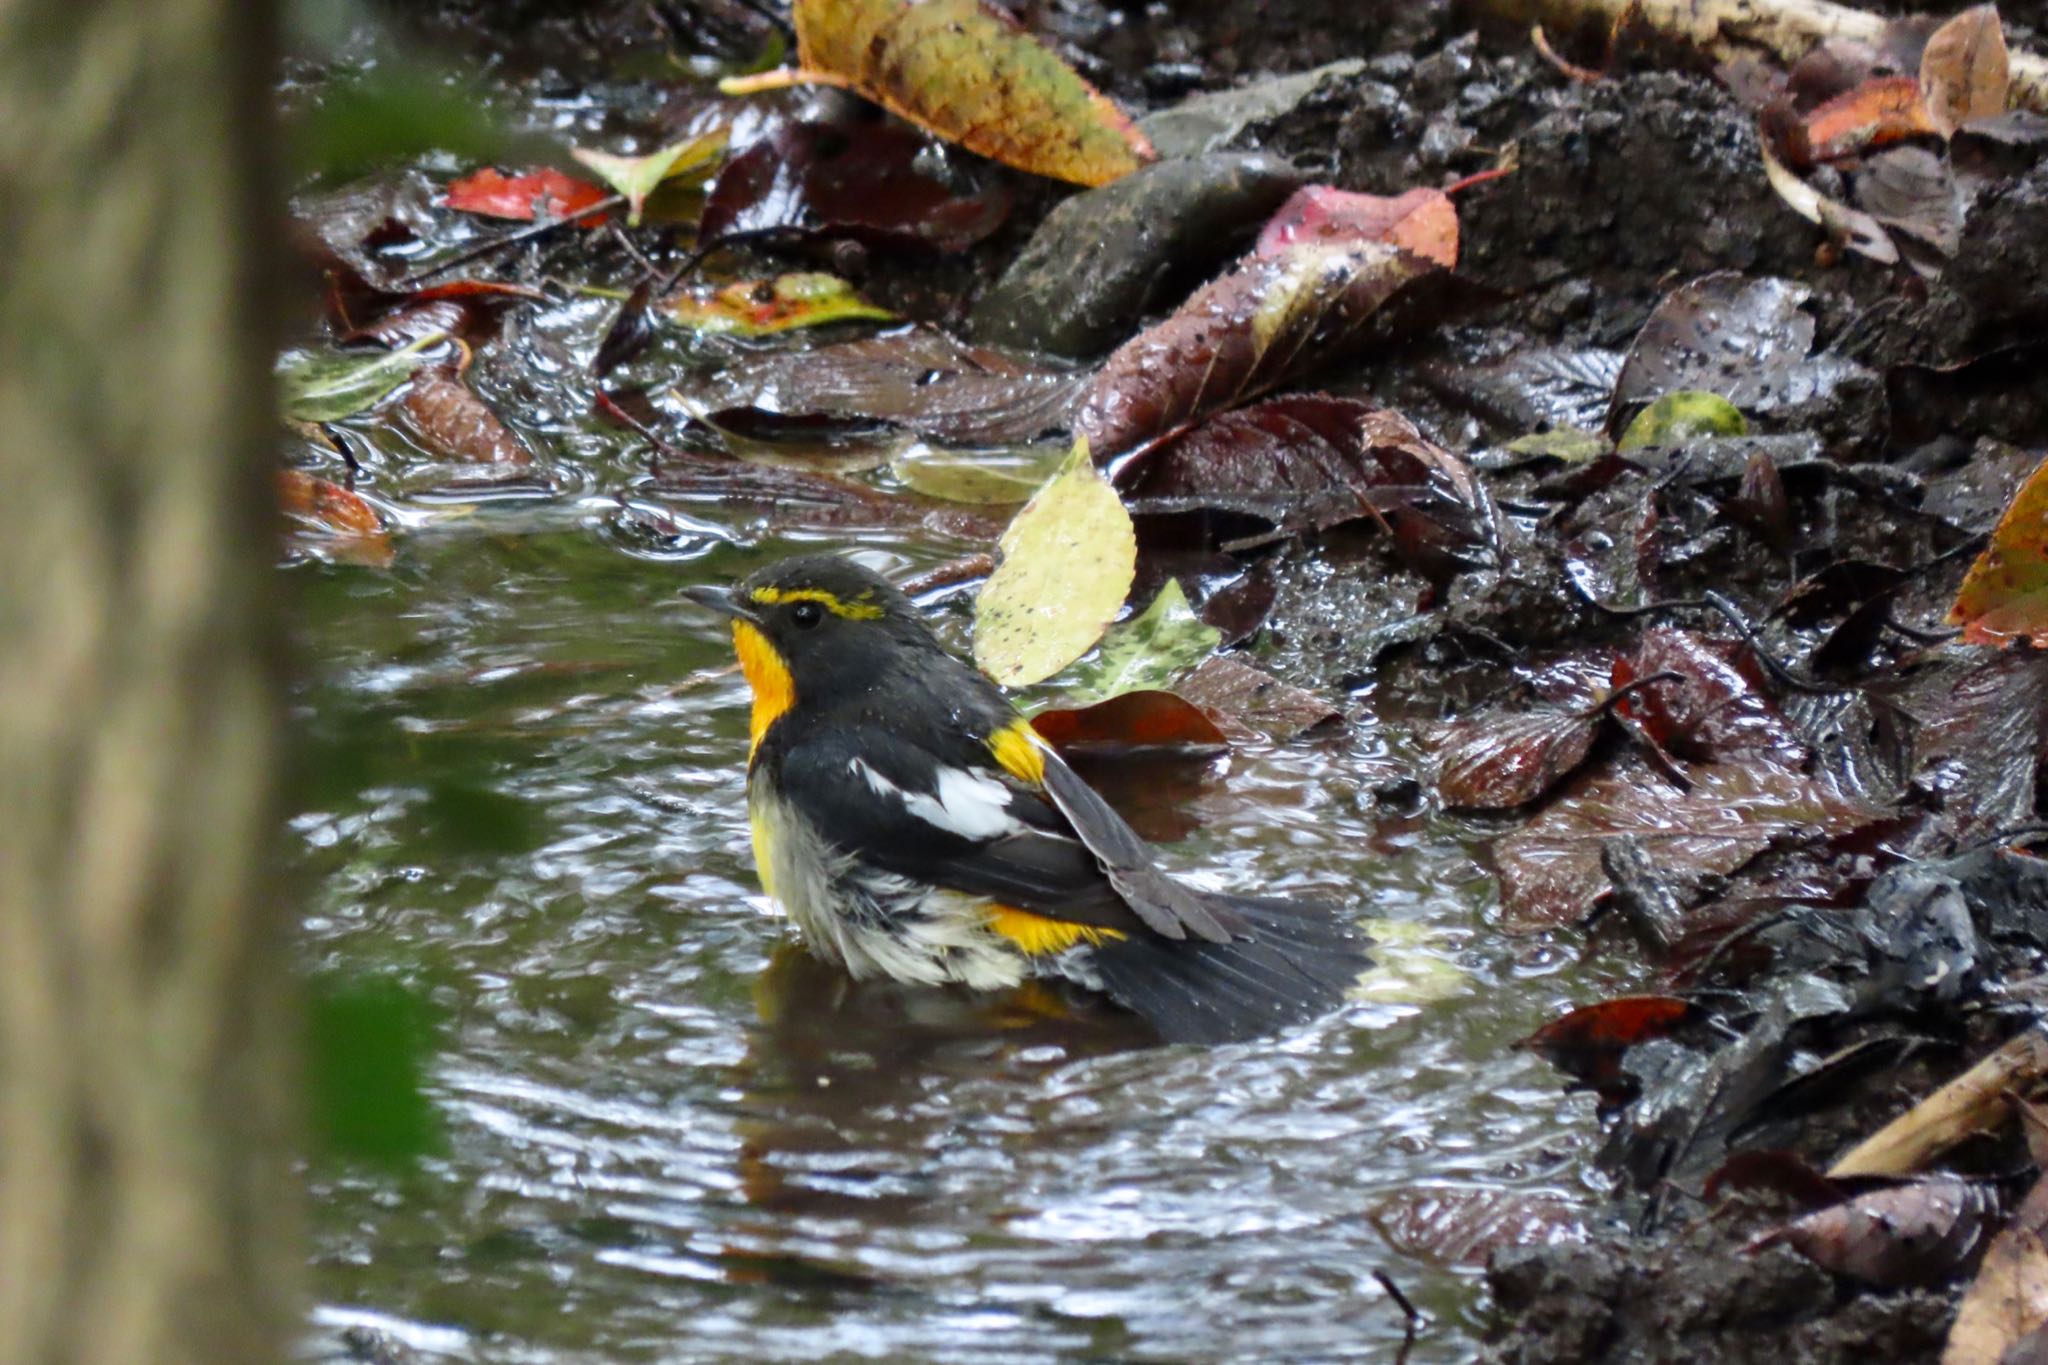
[1802,76,1938,161]
[442,167,610,225]
[1072,240,1440,461]
[1255,185,1459,268]
[1613,628,1804,765]
[1435,708,1602,810]
[1521,996,1698,1093]
[1174,654,1343,741]
[1030,690,1229,753]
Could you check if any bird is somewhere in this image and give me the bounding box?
[684,554,1370,1044]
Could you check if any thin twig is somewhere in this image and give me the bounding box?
[399,192,626,289]
[1373,1269,1425,1365]
[899,553,997,599]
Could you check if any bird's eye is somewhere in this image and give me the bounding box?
[790,601,824,628]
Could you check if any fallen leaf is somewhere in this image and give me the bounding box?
[1921,4,2010,140]
[278,471,394,569]
[397,369,534,466]
[277,334,444,422]
[676,326,1085,446]
[1074,240,1441,460]
[1760,125,1902,265]
[1617,391,1748,449]
[1494,762,1882,932]
[1127,396,1493,567]
[1031,690,1228,753]
[1908,652,2048,843]
[1803,76,1938,161]
[974,438,1137,687]
[344,299,470,349]
[1946,1176,2048,1365]
[1703,1149,1849,1210]
[889,440,1069,505]
[1174,653,1343,740]
[1254,184,1459,268]
[1754,1177,1999,1288]
[1048,579,1221,707]
[669,273,894,336]
[441,166,609,224]
[571,128,729,225]
[776,0,1151,187]
[1370,1188,1585,1266]
[1435,708,1603,810]
[1948,451,2048,645]
[699,121,1013,253]
[1521,996,1699,1095]
[1614,628,1804,765]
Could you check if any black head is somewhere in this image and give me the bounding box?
[684,555,943,704]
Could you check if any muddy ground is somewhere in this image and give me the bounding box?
[317,0,2048,1358]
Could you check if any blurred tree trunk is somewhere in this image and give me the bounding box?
[0,3,296,1364]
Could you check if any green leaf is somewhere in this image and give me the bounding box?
[1350,919,1471,1005]
[890,439,1068,505]
[670,273,895,336]
[572,128,730,225]
[306,975,442,1168]
[1617,391,1748,450]
[1045,579,1221,706]
[277,334,444,422]
[973,436,1136,687]
[1503,427,1611,463]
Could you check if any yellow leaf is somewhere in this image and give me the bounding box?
[789,0,1150,187]
[572,128,730,225]
[974,437,1137,686]
[1948,451,2048,646]
[669,273,894,336]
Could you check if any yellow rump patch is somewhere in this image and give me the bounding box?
[733,619,795,759]
[748,585,884,620]
[988,718,1046,787]
[987,905,1122,956]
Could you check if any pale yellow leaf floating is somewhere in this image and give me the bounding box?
[974,436,1136,687]
[572,127,730,225]
[726,0,1151,187]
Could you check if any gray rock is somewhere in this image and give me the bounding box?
[968,152,1303,359]
[1137,60,1367,160]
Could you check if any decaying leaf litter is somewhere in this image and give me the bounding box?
[281,0,2048,1358]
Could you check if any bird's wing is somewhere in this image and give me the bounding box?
[779,721,1237,944]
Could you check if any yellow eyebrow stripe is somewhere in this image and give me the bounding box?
[747,586,884,620]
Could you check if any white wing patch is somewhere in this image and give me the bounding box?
[850,758,1024,841]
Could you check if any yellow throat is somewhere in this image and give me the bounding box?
[732,619,794,760]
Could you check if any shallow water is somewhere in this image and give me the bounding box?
[291,514,1648,1364]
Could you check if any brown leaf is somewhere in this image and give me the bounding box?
[1755,1177,1999,1288]
[1072,241,1439,461]
[1174,653,1343,741]
[1494,761,1883,932]
[1613,628,1805,766]
[277,471,394,569]
[1704,1149,1849,1210]
[1435,708,1602,810]
[1369,1188,1585,1266]
[1031,690,1228,754]
[345,299,470,350]
[1921,4,2010,140]
[1521,995,1699,1095]
[1946,1175,2048,1364]
[398,370,534,466]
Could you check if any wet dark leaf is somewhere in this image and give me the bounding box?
[699,122,1012,253]
[1703,1149,1849,1209]
[1753,1177,1999,1288]
[1521,996,1700,1095]
[1174,653,1344,741]
[1858,145,1963,260]
[442,165,609,224]
[1369,1188,1585,1267]
[345,299,470,350]
[1127,396,1492,565]
[1031,690,1229,753]
[1494,762,1883,932]
[677,327,1085,446]
[1908,652,2048,843]
[1426,347,1623,439]
[1614,628,1805,765]
[1254,184,1458,267]
[1435,708,1602,811]
[1072,240,1440,460]
[398,369,535,466]
[1729,444,1793,554]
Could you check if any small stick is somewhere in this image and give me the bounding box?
[1532,24,1607,81]
[899,552,997,598]
[400,192,626,289]
[1829,1026,2048,1178]
[1374,1269,1425,1364]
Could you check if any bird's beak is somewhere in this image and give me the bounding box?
[683,584,761,623]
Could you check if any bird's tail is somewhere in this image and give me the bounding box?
[1089,894,1371,1045]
